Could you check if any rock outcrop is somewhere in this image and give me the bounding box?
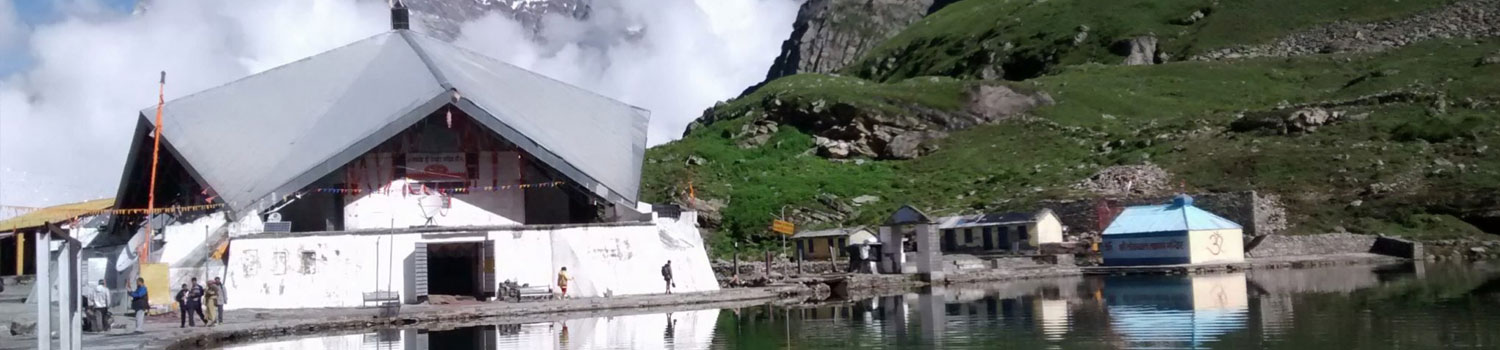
[760,0,935,83]
[1194,0,1500,60]
[724,83,1053,159]
[1231,107,1363,135]
[1116,36,1160,65]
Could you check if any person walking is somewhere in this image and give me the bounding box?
[87,279,111,332]
[129,278,148,333]
[203,280,221,326]
[556,267,571,299]
[184,278,207,327]
[213,277,227,324]
[661,261,674,294]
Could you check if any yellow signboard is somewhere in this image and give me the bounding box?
[771,220,795,235]
[140,263,172,311]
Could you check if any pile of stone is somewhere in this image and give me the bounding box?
[1073,164,1175,196]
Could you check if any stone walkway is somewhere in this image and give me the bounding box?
[0,285,805,350]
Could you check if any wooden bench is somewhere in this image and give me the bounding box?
[362,291,400,306]
[362,291,401,316]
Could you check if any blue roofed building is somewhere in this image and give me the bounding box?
[1101,195,1245,266]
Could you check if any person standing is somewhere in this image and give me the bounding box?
[175,283,190,328]
[213,277,226,324]
[556,267,571,299]
[661,261,674,294]
[129,278,149,334]
[88,279,111,332]
[203,280,221,326]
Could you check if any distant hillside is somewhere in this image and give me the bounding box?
[644,0,1500,255]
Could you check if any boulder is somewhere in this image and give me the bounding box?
[1118,36,1159,65]
[9,320,35,336]
[734,120,780,148]
[1231,107,1347,134]
[1479,50,1500,66]
[684,196,728,229]
[966,85,1055,121]
[852,195,881,205]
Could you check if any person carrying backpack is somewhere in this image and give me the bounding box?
[661,261,674,294]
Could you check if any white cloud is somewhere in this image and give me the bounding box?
[0,0,389,209]
[452,0,800,146]
[0,0,799,209]
[0,0,25,49]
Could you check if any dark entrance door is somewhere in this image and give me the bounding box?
[997,226,1011,250]
[982,227,994,251]
[941,230,955,251]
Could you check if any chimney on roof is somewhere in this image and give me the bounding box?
[390,0,410,30]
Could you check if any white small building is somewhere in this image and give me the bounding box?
[1101,195,1245,266]
[935,209,1064,253]
[792,227,876,260]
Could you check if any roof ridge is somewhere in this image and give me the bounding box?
[398,30,649,114]
[399,30,451,89]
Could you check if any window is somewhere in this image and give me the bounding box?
[837,238,847,248]
[964,229,974,244]
[1018,226,1029,240]
[300,251,318,274]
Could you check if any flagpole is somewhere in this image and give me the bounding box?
[142,71,166,267]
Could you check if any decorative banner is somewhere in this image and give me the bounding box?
[405,153,467,181]
[304,180,565,195]
[0,203,223,218]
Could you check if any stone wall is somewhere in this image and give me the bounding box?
[1243,233,1377,258]
[1040,191,1287,239]
[1370,236,1424,259]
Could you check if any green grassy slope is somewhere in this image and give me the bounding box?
[645,38,1500,251]
[845,0,1457,81]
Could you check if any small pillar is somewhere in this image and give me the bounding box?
[913,223,943,282]
[877,226,896,273]
[36,232,51,350]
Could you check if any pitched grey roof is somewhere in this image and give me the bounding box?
[129,30,649,215]
[792,226,870,239]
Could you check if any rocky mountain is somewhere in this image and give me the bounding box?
[402,0,591,40]
[133,0,590,41]
[759,0,936,84]
[646,0,1500,255]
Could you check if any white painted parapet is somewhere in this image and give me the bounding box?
[224,214,719,309]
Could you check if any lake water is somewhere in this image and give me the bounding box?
[230,262,1500,349]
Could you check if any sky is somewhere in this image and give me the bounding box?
[0,0,799,213]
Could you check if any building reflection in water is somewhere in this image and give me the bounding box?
[1102,272,1250,349]
[224,309,720,350]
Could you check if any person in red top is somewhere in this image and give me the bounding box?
[556,267,571,299]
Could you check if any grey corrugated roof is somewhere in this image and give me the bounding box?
[792,226,870,239]
[936,212,1038,229]
[130,30,649,215]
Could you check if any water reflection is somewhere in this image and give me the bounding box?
[231,262,1500,349]
[1102,273,1249,348]
[226,309,720,350]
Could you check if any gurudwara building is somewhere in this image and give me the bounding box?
[95,9,716,309]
